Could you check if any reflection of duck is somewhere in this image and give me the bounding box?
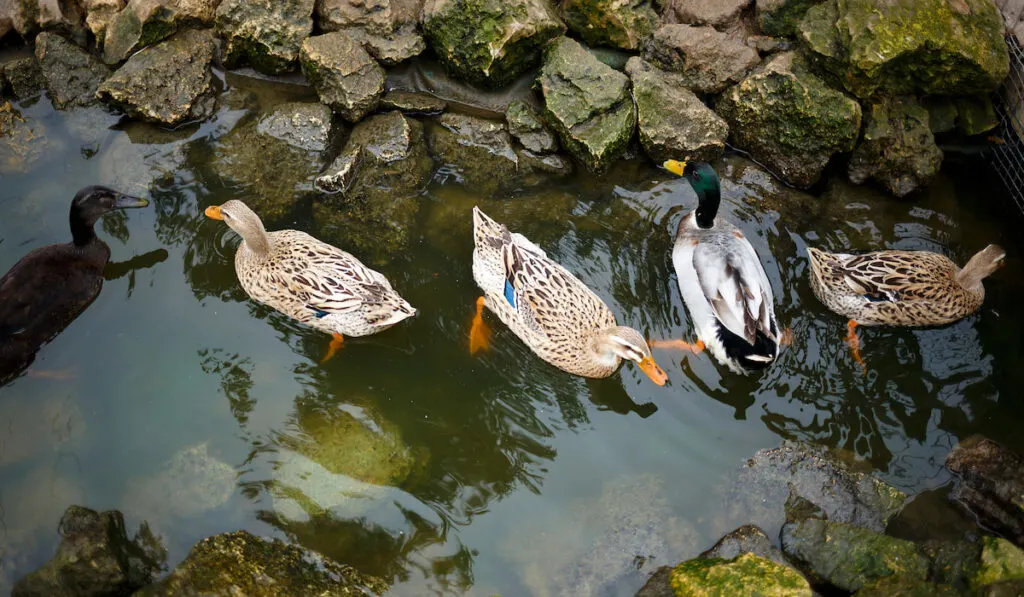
[468,207,667,386]
[653,160,788,375]
[807,244,1005,370]
[204,200,416,362]
[0,186,150,384]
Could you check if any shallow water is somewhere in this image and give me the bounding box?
[2,71,1024,595]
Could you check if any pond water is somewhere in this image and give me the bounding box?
[2,69,1024,596]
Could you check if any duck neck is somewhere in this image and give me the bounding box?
[694,188,720,229]
[70,207,97,247]
[240,223,271,256]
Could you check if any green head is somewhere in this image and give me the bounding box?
[663,160,721,229]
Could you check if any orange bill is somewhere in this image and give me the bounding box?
[638,356,667,386]
[204,205,223,220]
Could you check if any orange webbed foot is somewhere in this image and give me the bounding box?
[649,338,705,354]
[469,296,491,355]
[321,333,344,363]
[844,320,866,374]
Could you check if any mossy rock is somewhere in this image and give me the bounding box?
[854,575,960,597]
[506,100,558,154]
[757,0,821,37]
[560,0,657,51]
[954,95,999,136]
[975,536,1024,589]
[670,553,812,597]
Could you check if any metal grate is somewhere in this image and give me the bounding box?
[993,35,1024,213]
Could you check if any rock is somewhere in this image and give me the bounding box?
[983,579,1024,596]
[855,575,960,597]
[216,0,314,75]
[746,35,793,55]
[516,148,573,181]
[715,52,861,188]
[133,530,388,596]
[380,90,446,114]
[270,451,391,522]
[955,95,999,135]
[848,95,943,197]
[716,440,906,538]
[427,112,520,195]
[560,0,658,50]
[925,97,960,134]
[977,536,1024,589]
[256,101,336,152]
[636,566,674,597]
[12,506,163,597]
[946,436,1024,547]
[538,36,636,172]
[0,101,51,174]
[85,0,126,41]
[506,99,558,154]
[643,24,760,94]
[316,0,425,65]
[699,525,786,566]
[626,56,727,163]
[300,31,385,122]
[34,32,111,109]
[385,59,539,114]
[798,0,1010,99]
[122,443,235,525]
[756,0,818,36]
[98,129,188,196]
[781,518,929,592]
[661,0,751,28]
[922,539,984,591]
[669,553,812,597]
[96,28,217,125]
[1,0,87,41]
[102,0,220,64]
[421,0,565,87]
[2,56,43,99]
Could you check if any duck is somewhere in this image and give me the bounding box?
[651,160,789,374]
[807,244,1005,369]
[204,200,415,361]
[468,207,667,386]
[0,185,150,385]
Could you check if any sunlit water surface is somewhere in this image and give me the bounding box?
[2,72,1024,596]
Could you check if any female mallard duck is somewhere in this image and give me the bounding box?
[0,186,149,384]
[652,160,788,374]
[469,207,667,386]
[807,244,1005,369]
[204,200,415,361]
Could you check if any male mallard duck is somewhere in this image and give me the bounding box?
[204,200,415,361]
[651,160,789,374]
[469,207,667,386]
[807,244,1005,369]
[0,186,149,384]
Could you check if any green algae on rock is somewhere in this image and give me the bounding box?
[560,0,657,51]
[626,56,727,163]
[798,0,1010,99]
[756,0,820,37]
[954,95,999,135]
[715,52,861,189]
[976,536,1024,589]
[134,530,388,596]
[538,36,636,173]
[670,553,812,597]
[848,95,943,197]
[421,0,565,87]
[216,0,315,75]
[102,0,219,65]
[855,575,961,597]
[300,31,385,122]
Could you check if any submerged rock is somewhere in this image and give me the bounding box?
[216,0,315,75]
[661,0,751,28]
[955,95,999,135]
[643,24,759,94]
[560,0,657,51]
[781,518,928,592]
[316,0,425,65]
[626,56,727,163]
[538,36,636,172]
[34,32,111,109]
[427,112,520,195]
[98,128,188,196]
[421,0,565,87]
[756,0,818,37]
[12,506,163,597]
[102,0,219,64]
[855,575,960,597]
[848,95,943,197]
[380,90,446,114]
[669,553,811,597]
[97,28,217,126]
[699,525,786,566]
[946,436,1024,548]
[122,443,235,525]
[798,0,1010,99]
[2,56,43,100]
[506,99,558,154]
[300,31,385,122]
[715,52,861,188]
[0,101,52,174]
[134,530,388,596]
[256,101,336,152]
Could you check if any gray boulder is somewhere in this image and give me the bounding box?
[756,0,819,36]
[102,0,220,64]
[506,99,558,154]
[715,52,861,188]
[96,28,217,126]
[2,56,44,100]
[538,36,636,172]
[300,31,385,122]
[421,0,565,87]
[560,0,658,50]
[626,56,727,163]
[34,32,112,109]
[643,24,760,94]
[11,505,163,597]
[216,0,314,75]
[380,90,447,114]
[316,0,425,65]
[661,0,751,28]
[848,95,943,197]
[133,530,387,596]
[946,436,1024,548]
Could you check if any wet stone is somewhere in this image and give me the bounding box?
[316,0,425,65]
[2,57,43,100]
[34,32,112,109]
[560,0,658,51]
[506,100,558,154]
[255,101,336,152]
[216,0,315,75]
[121,443,235,526]
[643,24,759,94]
[102,0,220,65]
[300,31,385,122]
[380,90,447,114]
[662,0,751,28]
[427,112,520,196]
[946,435,1024,547]
[669,553,812,597]
[855,575,960,597]
[0,101,53,174]
[699,525,786,566]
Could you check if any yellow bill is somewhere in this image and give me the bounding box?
[663,160,687,176]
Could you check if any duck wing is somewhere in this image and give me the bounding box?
[830,251,956,302]
[692,235,775,346]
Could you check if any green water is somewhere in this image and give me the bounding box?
[2,73,1024,595]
